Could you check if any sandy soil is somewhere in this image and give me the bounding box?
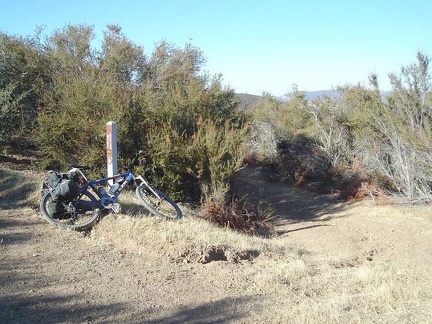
[1,165,432,323]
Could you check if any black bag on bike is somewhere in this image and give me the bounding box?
[46,171,80,201]
[45,171,81,218]
[46,171,62,191]
[46,199,67,219]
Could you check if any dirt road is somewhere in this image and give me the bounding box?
[1,166,432,323]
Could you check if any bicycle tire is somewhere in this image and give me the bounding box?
[40,190,101,230]
[135,185,182,219]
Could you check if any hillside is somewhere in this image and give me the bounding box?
[1,164,432,323]
[235,93,261,111]
[236,90,392,110]
[235,91,332,111]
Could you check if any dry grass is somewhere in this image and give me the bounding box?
[0,168,42,208]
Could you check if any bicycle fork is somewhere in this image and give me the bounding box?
[134,175,161,198]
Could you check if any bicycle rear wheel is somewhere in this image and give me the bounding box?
[136,185,182,219]
[40,190,100,230]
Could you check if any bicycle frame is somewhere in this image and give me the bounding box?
[71,167,163,210]
[86,171,134,198]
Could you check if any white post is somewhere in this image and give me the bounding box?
[106,121,118,186]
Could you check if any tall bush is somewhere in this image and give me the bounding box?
[0,31,48,145]
[362,52,432,199]
[31,24,248,204]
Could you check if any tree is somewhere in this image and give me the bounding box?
[388,51,431,130]
[247,93,281,159]
[365,52,432,199]
[0,31,48,144]
[43,24,96,75]
[100,24,146,86]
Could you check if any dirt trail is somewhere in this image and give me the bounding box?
[1,166,432,323]
[235,166,432,264]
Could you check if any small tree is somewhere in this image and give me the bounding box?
[360,51,432,200]
[247,93,281,160]
[307,94,349,167]
[0,31,48,145]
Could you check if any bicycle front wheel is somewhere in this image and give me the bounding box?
[136,185,182,219]
[40,190,101,230]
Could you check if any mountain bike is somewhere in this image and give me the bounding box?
[40,150,182,230]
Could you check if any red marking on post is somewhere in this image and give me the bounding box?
[106,121,118,185]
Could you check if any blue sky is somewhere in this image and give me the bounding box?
[0,0,430,95]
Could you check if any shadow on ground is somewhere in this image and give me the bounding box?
[0,169,39,209]
[1,293,260,324]
[146,296,262,324]
[233,166,349,225]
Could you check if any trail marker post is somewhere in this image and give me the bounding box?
[106,121,118,186]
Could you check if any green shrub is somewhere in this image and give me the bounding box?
[31,24,248,205]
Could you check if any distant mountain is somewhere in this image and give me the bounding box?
[302,90,338,100]
[276,90,335,102]
[236,90,391,110]
[301,90,390,101]
[235,93,261,112]
[235,91,331,110]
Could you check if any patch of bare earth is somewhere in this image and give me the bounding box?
[1,166,432,323]
[234,166,432,266]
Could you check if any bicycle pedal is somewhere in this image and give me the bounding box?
[111,203,121,214]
